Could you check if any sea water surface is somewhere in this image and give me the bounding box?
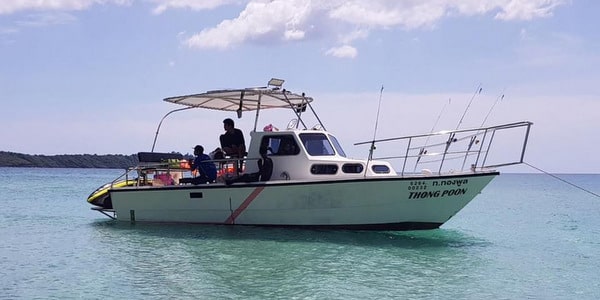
[1,168,599,299]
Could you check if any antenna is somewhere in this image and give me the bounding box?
[369,85,385,160]
[456,83,482,130]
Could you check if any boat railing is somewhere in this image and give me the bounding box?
[109,156,256,187]
[107,161,184,187]
[355,121,533,176]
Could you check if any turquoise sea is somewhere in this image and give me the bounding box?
[1,168,599,299]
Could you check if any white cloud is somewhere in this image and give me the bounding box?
[283,29,305,41]
[0,0,569,58]
[327,1,446,29]
[183,0,567,56]
[325,45,357,59]
[0,0,131,15]
[151,0,238,15]
[494,0,567,20]
[339,29,368,45]
[0,0,91,14]
[185,0,314,49]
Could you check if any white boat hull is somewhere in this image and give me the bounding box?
[88,81,532,231]
[109,172,497,230]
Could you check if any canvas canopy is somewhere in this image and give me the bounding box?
[164,87,313,112]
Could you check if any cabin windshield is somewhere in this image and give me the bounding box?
[263,135,300,156]
[299,133,335,156]
[328,134,347,157]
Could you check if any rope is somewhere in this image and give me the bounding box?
[524,162,600,198]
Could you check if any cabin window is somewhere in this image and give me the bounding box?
[329,134,347,157]
[299,133,335,156]
[371,165,390,174]
[262,135,299,156]
[310,164,338,175]
[342,163,364,174]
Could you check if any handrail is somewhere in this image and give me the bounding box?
[354,121,532,145]
[107,155,263,188]
[151,107,194,152]
[355,121,533,175]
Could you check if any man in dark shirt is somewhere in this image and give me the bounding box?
[190,145,217,184]
[220,118,246,171]
[220,118,246,158]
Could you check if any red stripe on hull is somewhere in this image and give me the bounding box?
[224,186,265,224]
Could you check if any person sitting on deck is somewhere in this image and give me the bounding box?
[225,145,272,185]
[220,118,246,158]
[190,145,217,184]
[219,118,246,171]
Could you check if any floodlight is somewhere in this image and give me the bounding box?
[268,78,285,87]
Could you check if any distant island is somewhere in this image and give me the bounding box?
[0,151,138,169]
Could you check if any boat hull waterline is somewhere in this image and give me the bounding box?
[106,172,496,230]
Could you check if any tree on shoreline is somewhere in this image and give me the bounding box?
[0,151,138,169]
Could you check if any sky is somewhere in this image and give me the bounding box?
[1,0,598,173]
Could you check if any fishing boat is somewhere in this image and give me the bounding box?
[88,78,533,230]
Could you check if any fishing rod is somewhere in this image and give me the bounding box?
[480,88,505,127]
[460,88,505,171]
[414,98,451,172]
[368,85,385,161]
[427,98,451,144]
[439,83,480,173]
[455,83,482,130]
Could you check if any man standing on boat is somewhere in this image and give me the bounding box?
[220,118,246,170]
[191,145,217,184]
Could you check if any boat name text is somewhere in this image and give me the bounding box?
[432,179,468,187]
[408,188,468,199]
[408,179,469,191]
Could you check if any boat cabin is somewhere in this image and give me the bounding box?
[244,129,397,181]
[155,78,397,183]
